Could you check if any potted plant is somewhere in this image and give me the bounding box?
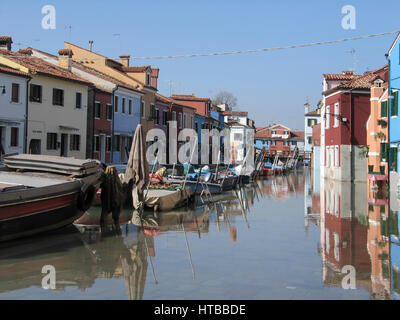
[377,119,387,127]
[368,165,374,173]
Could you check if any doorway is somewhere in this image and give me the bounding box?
[100,135,106,163]
[0,127,4,155]
[60,133,68,157]
[29,139,41,154]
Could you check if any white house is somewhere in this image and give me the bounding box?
[304,102,321,154]
[0,64,30,155]
[0,43,92,159]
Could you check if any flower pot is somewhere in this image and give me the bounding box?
[368,165,374,173]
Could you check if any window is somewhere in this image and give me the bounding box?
[52,88,64,106]
[183,114,187,128]
[128,100,132,115]
[272,130,276,134]
[284,141,289,146]
[381,101,388,118]
[334,145,339,167]
[307,119,317,127]
[76,92,82,109]
[325,106,330,128]
[11,83,19,103]
[114,135,121,152]
[172,111,176,121]
[70,134,80,151]
[178,113,183,129]
[234,133,243,141]
[106,104,112,120]
[150,104,156,120]
[334,103,339,128]
[392,91,399,117]
[271,140,276,146]
[155,109,160,125]
[146,73,151,85]
[141,101,145,118]
[10,127,19,147]
[307,137,312,145]
[114,96,119,112]
[106,136,112,152]
[94,136,100,152]
[95,102,102,119]
[46,133,57,150]
[122,98,126,114]
[191,116,194,129]
[163,110,168,125]
[30,84,42,103]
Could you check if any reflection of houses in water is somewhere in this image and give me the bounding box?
[304,169,320,228]
[256,172,305,201]
[320,180,372,293]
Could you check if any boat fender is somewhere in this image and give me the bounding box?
[77,184,95,212]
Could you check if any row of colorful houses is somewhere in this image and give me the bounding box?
[305,32,400,206]
[0,36,255,164]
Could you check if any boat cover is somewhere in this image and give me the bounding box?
[132,186,193,211]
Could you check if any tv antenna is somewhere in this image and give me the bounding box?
[65,26,72,42]
[345,48,358,72]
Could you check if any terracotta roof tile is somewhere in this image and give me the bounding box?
[221,110,248,117]
[305,109,321,116]
[171,94,211,102]
[0,64,30,77]
[122,66,151,72]
[0,49,92,86]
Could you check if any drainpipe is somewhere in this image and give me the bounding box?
[386,55,391,186]
[111,85,119,163]
[25,77,31,153]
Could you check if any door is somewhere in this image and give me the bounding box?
[0,127,4,155]
[121,136,126,163]
[100,135,106,163]
[29,139,41,155]
[60,134,68,157]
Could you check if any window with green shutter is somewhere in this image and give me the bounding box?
[381,100,388,117]
[380,142,388,162]
[390,147,398,171]
[392,91,399,117]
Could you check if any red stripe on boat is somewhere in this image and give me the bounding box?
[0,193,78,220]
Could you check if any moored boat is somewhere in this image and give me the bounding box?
[0,154,102,242]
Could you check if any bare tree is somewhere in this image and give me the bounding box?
[213,91,237,109]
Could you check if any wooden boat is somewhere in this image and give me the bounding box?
[132,184,194,212]
[0,154,102,242]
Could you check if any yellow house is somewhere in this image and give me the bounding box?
[63,42,158,135]
[0,47,91,159]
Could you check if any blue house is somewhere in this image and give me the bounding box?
[388,33,400,190]
[111,87,143,163]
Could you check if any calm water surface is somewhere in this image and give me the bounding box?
[0,168,398,300]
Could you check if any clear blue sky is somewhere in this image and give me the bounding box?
[1,0,399,130]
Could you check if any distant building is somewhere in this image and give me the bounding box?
[254,124,304,155]
[304,102,321,155]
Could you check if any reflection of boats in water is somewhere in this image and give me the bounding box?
[0,219,149,300]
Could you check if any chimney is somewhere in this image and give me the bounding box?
[119,54,130,67]
[58,49,73,71]
[151,68,159,89]
[0,36,12,51]
[18,48,33,55]
[342,70,354,75]
[304,102,310,114]
[89,40,93,52]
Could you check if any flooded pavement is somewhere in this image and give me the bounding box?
[0,168,398,300]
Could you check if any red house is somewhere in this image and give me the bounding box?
[170,94,211,117]
[321,68,387,182]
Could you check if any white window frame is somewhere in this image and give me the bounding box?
[326,106,330,129]
[334,103,339,128]
[94,101,101,119]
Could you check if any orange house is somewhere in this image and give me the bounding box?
[366,66,389,192]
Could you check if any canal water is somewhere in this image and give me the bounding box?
[0,168,398,300]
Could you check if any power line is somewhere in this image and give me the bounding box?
[1,30,399,61]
